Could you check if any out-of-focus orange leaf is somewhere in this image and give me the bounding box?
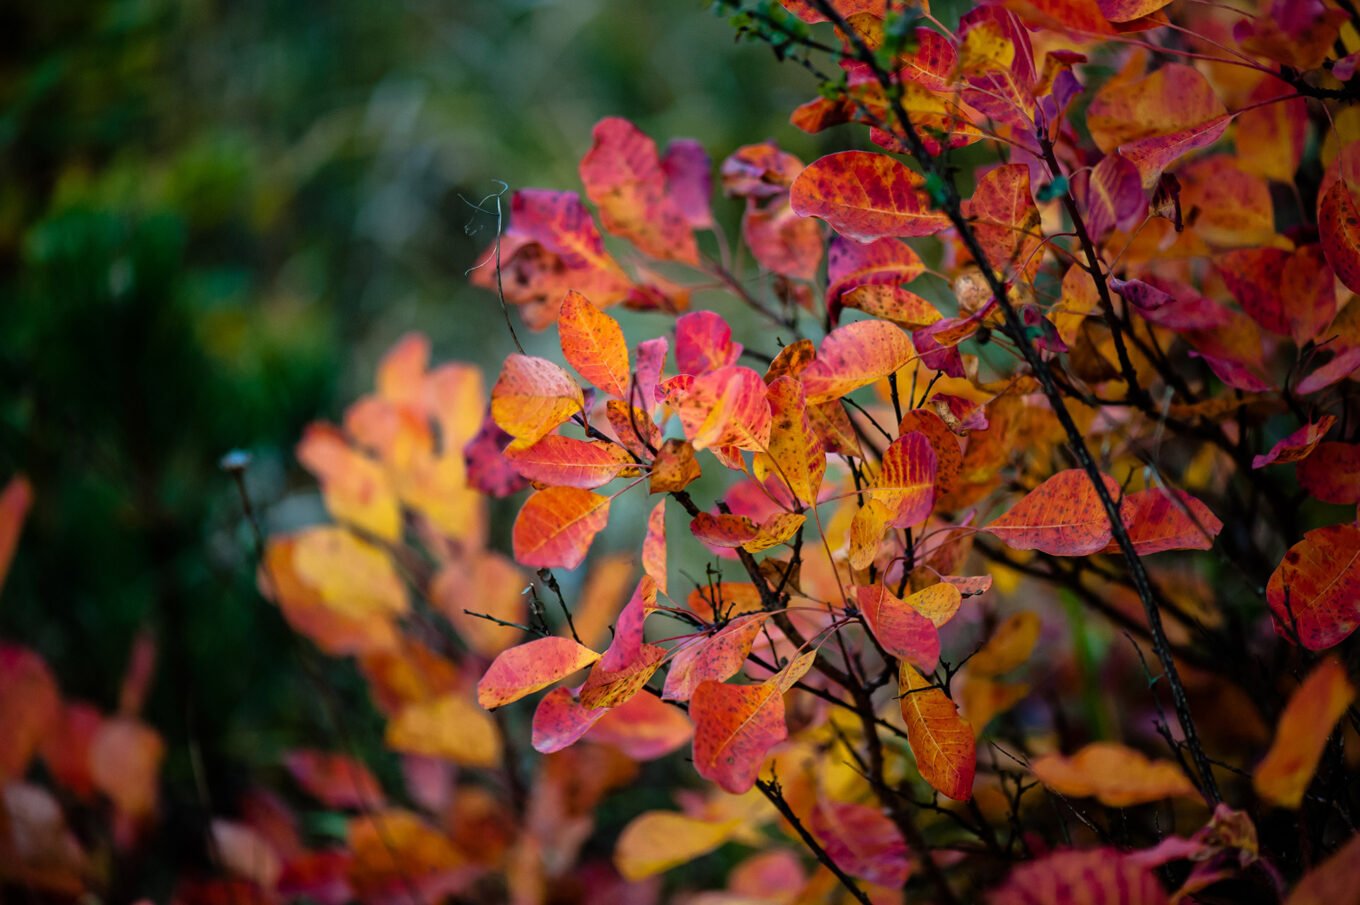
[676,310,741,375]
[490,354,585,447]
[856,583,940,671]
[347,810,472,905]
[262,536,401,656]
[1286,831,1360,904]
[744,198,823,280]
[477,636,601,709]
[90,717,164,819]
[0,644,59,783]
[1236,76,1308,183]
[0,475,33,596]
[1254,656,1356,808]
[900,662,975,800]
[1104,487,1222,555]
[292,527,408,619]
[511,486,611,569]
[802,319,913,404]
[1266,524,1360,650]
[791,151,951,242]
[579,117,699,264]
[989,848,1168,905]
[40,702,102,799]
[559,289,632,399]
[809,799,910,887]
[211,820,283,889]
[614,812,742,881]
[969,612,1040,677]
[432,552,526,658]
[1031,742,1198,806]
[285,750,386,810]
[960,677,1031,734]
[986,469,1122,556]
[1087,63,1228,187]
[504,435,634,489]
[386,694,501,767]
[670,366,772,451]
[297,425,402,543]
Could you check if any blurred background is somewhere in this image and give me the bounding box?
[0,0,825,893]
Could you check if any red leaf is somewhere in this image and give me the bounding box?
[1106,487,1222,555]
[660,138,714,229]
[1297,442,1360,504]
[987,469,1124,556]
[791,151,951,242]
[675,311,742,375]
[670,366,772,451]
[690,680,786,794]
[809,799,911,887]
[1267,524,1360,650]
[989,849,1168,905]
[1083,152,1144,240]
[504,435,633,488]
[1319,171,1360,294]
[1253,416,1336,469]
[801,319,914,403]
[743,198,823,280]
[531,687,605,754]
[579,117,698,264]
[663,614,769,702]
[284,750,387,810]
[477,637,602,709]
[0,475,33,596]
[856,584,940,671]
[0,644,59,782]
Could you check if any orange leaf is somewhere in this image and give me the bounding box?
[262,536,401,656]
[670,366,772,451]
[90,717,164,818]
[284,750,386,810]
[1267,524,1360,650]
[512,486,611,569]
[1087,64,1228,188]
[871,431,938,528]
[558,289,632,399]
[857,583,940,671]
[849,498,892,570]
[900,662,975,800]
[579,117,699,264]
[1320,166,1360,294]
[0,644,59,782]
[691,679,787,794]
[808,799,910,887]
[969,612,1039,677]
[1106,487,1222,555]
[1031,742,1198,806]
[296,424,402,542]
[587,689,692,760]
[386,694,502,767]
[1254,656,1356,808]
[1253,416,1337,469]
[347,810,469,904]
[990,849,1168,905]
[744,198,824,280]
[802,319,914,403]
[986,469,1122,556]
[476,636,602,709]
[615,812,743,881]
[490,354,585,446]
[662,614,770,702]
[433,552,526,658]
[764,376,826,507]
[791,151,951,242]
[967,163,1043,281]
[292,526,408,619]
[504,435,633,488]
[649,438,702,493]
[0,475,33,596]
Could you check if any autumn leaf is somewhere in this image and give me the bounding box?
[476,637,601,709]
[579,117,699,264]
[558,289,631,399]
[490,354,585,446]
[284,750,386,810]
[1319,170,1360,294]
[989,849,1168,905]
[504,435,634,488]
[870,430,938,528]
[1286,831,1360,904]
[0,644,59,782]
[1297,442,1360,504]
[791,151,951,242]
[764,376,825,507]
[511,486,611,569]
[1105,487,1222,555]
[691,679,788,794]
[386,694,502,767]
[0,476,33,596]
[1083,152,1144,241]
[967,163,1043,281]
[297,424,402,543]
[90,717,164,818]
[969,612,1040,677]
[1266,524,1360,650]
[986,469,1123,556]
[801,319,915,403]
[663,614,769,702]
[586,691,692,760]
[615,812,743,881]
[1254,656,1356,808]
[642,499,667,594]
[649,438,702,493]
[1252,416,1336,469]
[856,583,941,671]
[670,366,772,450]
[900,662,975,800]
[809,799,910,887]
[676,310,742,375]
[1031,742,1198,806]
